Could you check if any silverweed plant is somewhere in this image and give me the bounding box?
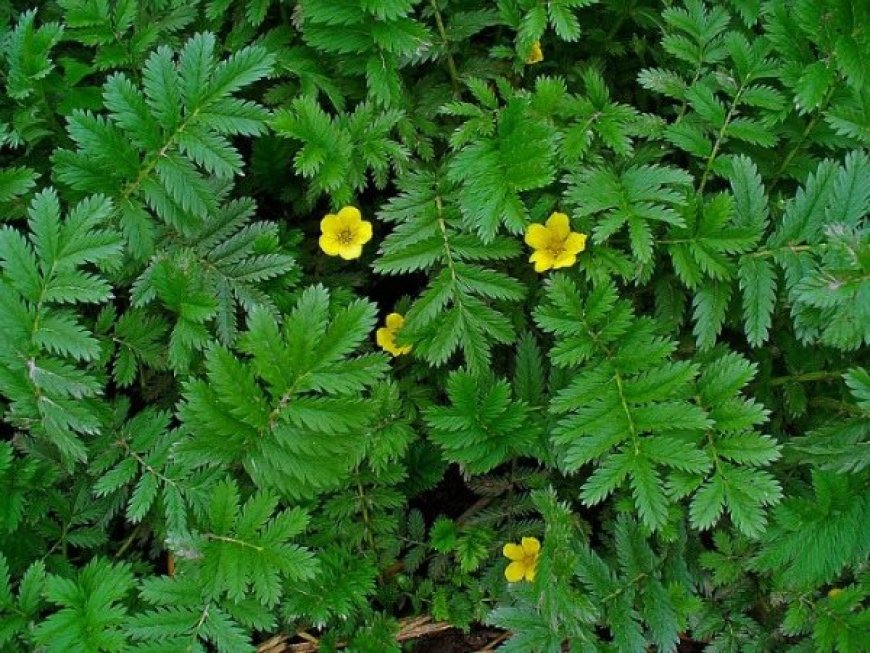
[0,1,868,651]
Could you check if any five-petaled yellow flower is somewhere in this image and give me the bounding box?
[526,41,544,64]
[503,536,540,583]
[524,212,587,273]
[376,313,412,357]
[319,206,373,260]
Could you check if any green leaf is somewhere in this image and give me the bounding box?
[425,371,538,474]
[729,155,768,230]
[0,167,37,202]
[448,99,557,241]
[581,452,633,505]
[692,281,731,350]
[0,227,41,301]
[33,311,101,360]
[630,455,669,531]
[738,256,777,346]
[844,367,870,410]
[34,559,134,653]
[794,61,835,114]
[194,480,317,606]
[690,475,725,531]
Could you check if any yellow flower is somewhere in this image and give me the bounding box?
[526,41,544,64]
[319,206,373,260]
[503,536,540,582]
[376,313,412,357]
[828,588,843,598]
[524,212,587,273]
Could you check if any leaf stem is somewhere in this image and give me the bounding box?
[769,84,836,192]
[429,0,461,98]
[435,194,458,283]
[747,244,814,258]
[118,108,201,206]
[203,533,264,551]
[769,371,842,386]
[698,84,747,195]
[356,473,378,554]
[117,437,178,488]
[115,523,145,559]
[614,372,640,455]
[601,572,647,603]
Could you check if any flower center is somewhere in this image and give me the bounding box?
[547,237,566,257]
[520,552,538,572]
[337,228,355,245]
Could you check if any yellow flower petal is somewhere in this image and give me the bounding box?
[524,223,550,249]
[338,244,363,260]
[381,340,401,357]
[503,542,525,561]
[356,220,373,244]
[505,561,526,582]
[321,214,341,234]
[524,561,538,582]
[336,206,362,224]
[376,326,392,348]
[564,232,588,256]
[521,537,541,556]
[546,212,571,239]
[319,234,343,256]
[377,320,411,357]
[552,252,577,269]
[385,313,404,330]
[384,342,408,356]
[530,250,554,273]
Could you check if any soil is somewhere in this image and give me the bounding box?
[410,463,479,522]
[411,628,504,652]
[411,629,708,652]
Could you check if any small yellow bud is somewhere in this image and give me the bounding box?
[525,41,544,65]
[376,313,411,357]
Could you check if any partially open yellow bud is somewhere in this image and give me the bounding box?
[525,41,544,65]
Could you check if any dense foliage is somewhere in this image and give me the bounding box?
[1,0,868,651]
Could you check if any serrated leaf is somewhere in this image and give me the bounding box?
[738,256,776,346]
